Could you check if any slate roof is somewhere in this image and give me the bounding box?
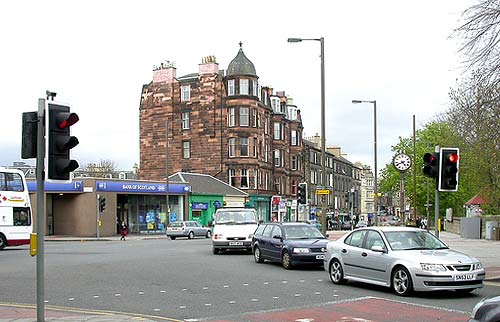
[169,172,248,197]
[227,43,256,77]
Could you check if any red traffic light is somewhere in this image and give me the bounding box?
[423,153,436,164]
[58,113,79,129]
[447,153,459,163]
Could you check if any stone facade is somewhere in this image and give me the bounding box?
[139,47,304,203]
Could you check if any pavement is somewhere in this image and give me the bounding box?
[2,230,499,322]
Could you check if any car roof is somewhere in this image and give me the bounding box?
[357,226,426,233]
[264,222,309,226]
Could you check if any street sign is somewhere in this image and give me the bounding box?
[316,189,330,195]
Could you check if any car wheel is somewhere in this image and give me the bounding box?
[169,236,176,240]
[212,247,219,254]
[205,230,211,238]
[254,246,264,263]
[0,234,6,250]
[329,259,345,284]
[455,288,474,295]
[188,231,194,239]
[282,251,292,270]
[392,266,413,296]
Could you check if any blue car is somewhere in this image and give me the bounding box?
[252,222,328,269]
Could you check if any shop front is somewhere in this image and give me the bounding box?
[189,194,222,226]
[247,195,271,222]
[96,181,190,235]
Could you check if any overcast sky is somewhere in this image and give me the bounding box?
[0,0,473,173]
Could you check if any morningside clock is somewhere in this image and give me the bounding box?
[393,153,412,172]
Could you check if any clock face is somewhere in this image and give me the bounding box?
[393,154,412,172]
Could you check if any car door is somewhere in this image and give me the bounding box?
[267,225,283,261]
[340,230,368,278]
[193,222,203,236]
[358,230,389,283]
[259,224,274,259]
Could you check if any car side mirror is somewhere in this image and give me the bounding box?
[371,245,386,253]
[324,233,329,239]
[272,234,282,240]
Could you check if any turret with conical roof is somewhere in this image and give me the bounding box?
[227,42,257,77]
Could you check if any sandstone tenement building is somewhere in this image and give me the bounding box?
[139,44,304,219]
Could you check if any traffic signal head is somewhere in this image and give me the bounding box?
[439,148,459,191]
[422,152,439,178]
[99,196,106,212]
[46,102,79,182]
[297,182,307,204]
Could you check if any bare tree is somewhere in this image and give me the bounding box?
[455,0,500,88]
[82,159,117,178]
[446,73,500,214]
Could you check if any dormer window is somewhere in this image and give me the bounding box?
[181,85,190,102]
[287,106,297,120]
[240,79,249,95]
[271,97,281,113]
[228,79,235,96]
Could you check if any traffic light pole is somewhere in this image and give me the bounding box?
[434,146,440,238]
[96,194,100,239]
[36,98,46,322]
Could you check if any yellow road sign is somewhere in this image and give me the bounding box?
[316,189,330,195]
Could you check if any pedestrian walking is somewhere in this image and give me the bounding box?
[120,221,128,241]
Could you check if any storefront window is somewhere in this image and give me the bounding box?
[125,194,184,234]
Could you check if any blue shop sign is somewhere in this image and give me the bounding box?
[96,181,191,194]
[192,202,208,210]
[27,181,83,192]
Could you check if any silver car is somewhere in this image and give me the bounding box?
[324,226,485,296]
[166,221,211,240]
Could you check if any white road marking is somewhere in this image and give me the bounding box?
[44,300,49,303]
[184,319,199,322]
[243,283,249,286]
[223,285,229,288]
[273,296,279,299]
[115,293,121,297]
[179,305,187,309]
[153,308,160,312]
[251,298,259,302]
[93,295,99,298]
[68,298,74,301]
[202,287,208,290]
[182,288,188,291]
[263,282,269,285]
[295,319,314,322]
[294,294,301,297]
[299,280,305,283]
[315,292,321,295]
[138,291,144,295]
[160,290,166,293]
[282,280,288,284]
[229,301,236,304]
[317,279,323,282]
[205,303,212,306]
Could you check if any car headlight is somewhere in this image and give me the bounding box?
[420,263,447,272]
[473,262,482,270]
[293,248,310,254]
[248,234,254,239]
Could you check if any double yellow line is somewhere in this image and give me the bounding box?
[0,302,182,322]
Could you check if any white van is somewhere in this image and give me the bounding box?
[211,208,258,254]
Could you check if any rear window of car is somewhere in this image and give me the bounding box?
[170,222,183,227]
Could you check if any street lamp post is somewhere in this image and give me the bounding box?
[351,99,378,225]
[288,37,327,234]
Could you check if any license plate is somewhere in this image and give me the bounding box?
[229,242,243,246]
[454,274,475,281]
[316,255,325,260]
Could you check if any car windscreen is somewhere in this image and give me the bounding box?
[383,230,448,250]
[214,210,257,224]
[170,222,183,227]
[283,225,325,240]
